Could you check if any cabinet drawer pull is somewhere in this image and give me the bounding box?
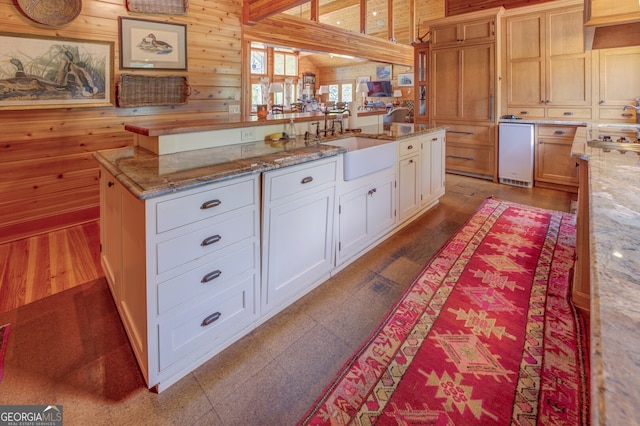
[563,111,574,116]
[520,111,529,115]
[108,181,115,187]
[201,270,222,283]
[301,176,313,184]
[447,130,474,135]
[368,188,377,196]
[407,144,414,150]
[201,235,222,246]
[432,137,438,141]
[201,199,222,210]
[201,312,221,327]
[622,113,633,117]
[554,130,566,135]
[447,155,474,161]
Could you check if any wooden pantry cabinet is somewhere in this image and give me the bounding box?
[429,8,502,181]
[504,2,592,120]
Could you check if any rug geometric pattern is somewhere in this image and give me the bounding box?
[298,197,589,425]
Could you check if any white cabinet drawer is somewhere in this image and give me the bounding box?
[398,138,420,158]
[266,159,337,202]
[156,209,256,274]
[158,274,255,371]
[156,178,256,234]
[157,242,257,315]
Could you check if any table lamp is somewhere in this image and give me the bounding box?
[357,82,369,108]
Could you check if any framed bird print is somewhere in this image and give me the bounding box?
[119,17,187,70]
[0,32,113,109]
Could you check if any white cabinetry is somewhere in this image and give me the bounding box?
[421,130,446,208]
[397,129,446,223]
[99,167,260,391]
[336,167,396,265]
[261,157,338,314]
[398,137,421,222]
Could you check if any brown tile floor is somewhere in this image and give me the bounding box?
[0,175,574,425]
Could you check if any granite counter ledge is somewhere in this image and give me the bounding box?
[571,126,640,426]
[94,140,345,200]
[124,112,334,137]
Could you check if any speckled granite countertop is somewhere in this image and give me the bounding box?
[571,125,640,426]
[94,127,446,199]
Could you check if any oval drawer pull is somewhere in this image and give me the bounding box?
[563,111,574,116]
[201,199,222,210]
[201,312,221,327]
[554,130,566,135]
[201,235,222,246]
[407,144,414,150]
[201,270,222,283]
[301,176,313,184]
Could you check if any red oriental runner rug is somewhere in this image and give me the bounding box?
[299,198,589,425]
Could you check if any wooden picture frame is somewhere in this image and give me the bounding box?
[0,32,113,109]
[375,65,392,80]
[119,17,187,70]
[398,73,414,86]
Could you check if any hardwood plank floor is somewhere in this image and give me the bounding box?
[0,220,102,312]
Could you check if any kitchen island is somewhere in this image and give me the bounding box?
[94,123,447,392]
[571,126,640,425]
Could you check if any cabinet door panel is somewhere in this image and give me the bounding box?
[398,155,419,221]
[547,9,584,56]
[535,138,578,186]
[264,188,334,308]
[599,47,640,106]
[431,48,461,120]
[508,60,544,105]
[338,190,368,256]
[461,44,495,120]
[368,179,395,236]
[507,15,543,60]
[548,56,589,105]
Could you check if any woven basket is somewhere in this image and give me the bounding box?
[126,0,189,15]
[117,74,190,108]
[17,0,81,26]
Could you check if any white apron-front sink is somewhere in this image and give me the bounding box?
[323,137,397,181]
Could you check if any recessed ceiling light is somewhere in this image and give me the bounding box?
[372,11,377,16]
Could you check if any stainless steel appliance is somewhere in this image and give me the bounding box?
[498,122,535,188]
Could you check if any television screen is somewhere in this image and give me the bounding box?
[367,81,393,97]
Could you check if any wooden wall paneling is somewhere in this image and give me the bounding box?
[0,0,244,243]
[445,0,558,16]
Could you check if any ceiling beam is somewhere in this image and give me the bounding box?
[243,13,414,66]
[244,0,309,25]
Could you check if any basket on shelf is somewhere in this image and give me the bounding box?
[126,0,189,14]
[117,74,190,108]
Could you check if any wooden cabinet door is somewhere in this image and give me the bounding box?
[431,47,461,121]
[535,126,579,188]
[431,43,494,122]
[461,43,495,121]
[546,8,591,106]
[505,13,545,107]
[598,46,640,106]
